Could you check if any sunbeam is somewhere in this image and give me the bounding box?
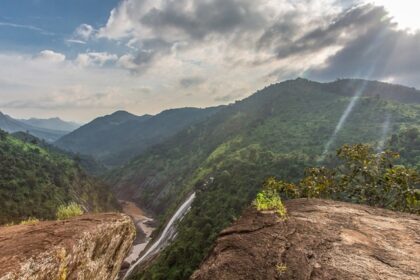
[318,83,365,162]
[376,113,392,152]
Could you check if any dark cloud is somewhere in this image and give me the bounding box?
[105,0,420,88]
[308,5,420,83]
[179,76,205,88]
[259,5,390,59]
[141,0,266,39]
[129,38,173,73]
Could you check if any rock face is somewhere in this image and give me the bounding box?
[191,199,420,280]
[0,213,136,280]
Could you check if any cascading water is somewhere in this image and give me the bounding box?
[123,192,196,280]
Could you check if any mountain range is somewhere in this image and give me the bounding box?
[55,107,222,167]
[1,78,419,279]
[104,78,420,279]
[0,112,79,142]
[19,117,80,132]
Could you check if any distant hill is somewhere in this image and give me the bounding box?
[0,129,119,225]
[20,117,80,132]
[12,131,107,176]
[106,78,420,279]
[0,112,67,142]
[55,108,222,167]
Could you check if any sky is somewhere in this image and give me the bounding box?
[0,0,419,122]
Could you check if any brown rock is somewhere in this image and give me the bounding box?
[191,199,420,280]
[0,213,136,280]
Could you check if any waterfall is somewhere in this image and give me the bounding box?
[123,192,196,279]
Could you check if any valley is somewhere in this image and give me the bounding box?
[0,78,419,280]
[2,2,420,279]
[119,200,155,268]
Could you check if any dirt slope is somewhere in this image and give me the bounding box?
[0,213,135,280]
[191,199,420,280]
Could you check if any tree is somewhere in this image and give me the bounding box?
[264,144,420,214]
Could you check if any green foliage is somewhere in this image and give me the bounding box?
[56,202,84,220]
[19,217,40,225]
[389,127,420,169]
[0,131,119,225]
[270,144,420,214]
[253,188,287,217]
[116,79,419,279]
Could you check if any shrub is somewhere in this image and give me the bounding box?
[56,202,84,220]
[253,189,287,217]
[260,144,420,214]
[19,217,40,225]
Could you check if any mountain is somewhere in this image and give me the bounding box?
[106,78,420,279]
[20,117,80,132]
[0,129,119,225]
[12,131,107,176]
[55,108,222,167]
[0,112,67,142]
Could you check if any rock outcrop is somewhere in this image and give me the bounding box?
[0,213,135,280]
[191,199,420,280]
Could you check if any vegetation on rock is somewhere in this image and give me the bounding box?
[56,202,84,220]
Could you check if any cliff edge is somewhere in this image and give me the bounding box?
[191,199,420,280]
[0,213,135,280]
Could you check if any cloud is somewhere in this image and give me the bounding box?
[35,50,66,63]
[95,0,420,89]
[2,0,420,122]
[76,52,118,67]
[308,5,420,82]
[96,0,349,73]
[0,21,54,36]
[75,24,95,40]
[179,76,205,88]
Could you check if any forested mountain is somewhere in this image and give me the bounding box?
[0,129,119,225]
[12,131,106,176]
[0,112,67,142]
[20,117,80,132]
[105,78,420,279]
[55,107,222,167]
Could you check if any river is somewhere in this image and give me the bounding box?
[119,200,156,268]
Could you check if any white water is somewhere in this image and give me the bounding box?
[123,192,196,279]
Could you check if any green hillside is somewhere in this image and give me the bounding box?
[0,130,119,225]
[56,108,221,167]
[107,79,420,279]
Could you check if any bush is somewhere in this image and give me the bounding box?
[19,217,39,225]
[56,202,84,220]
[253,189,287,217]
[263,144,420,214]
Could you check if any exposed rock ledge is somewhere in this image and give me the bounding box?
[191,199,420,280]
[0,213,135,280]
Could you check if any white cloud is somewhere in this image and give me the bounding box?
[97,1,137,39]
[76,52,118,67]
[75,24,95,40]
[117,54,138,70]
[34,50,66,63]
